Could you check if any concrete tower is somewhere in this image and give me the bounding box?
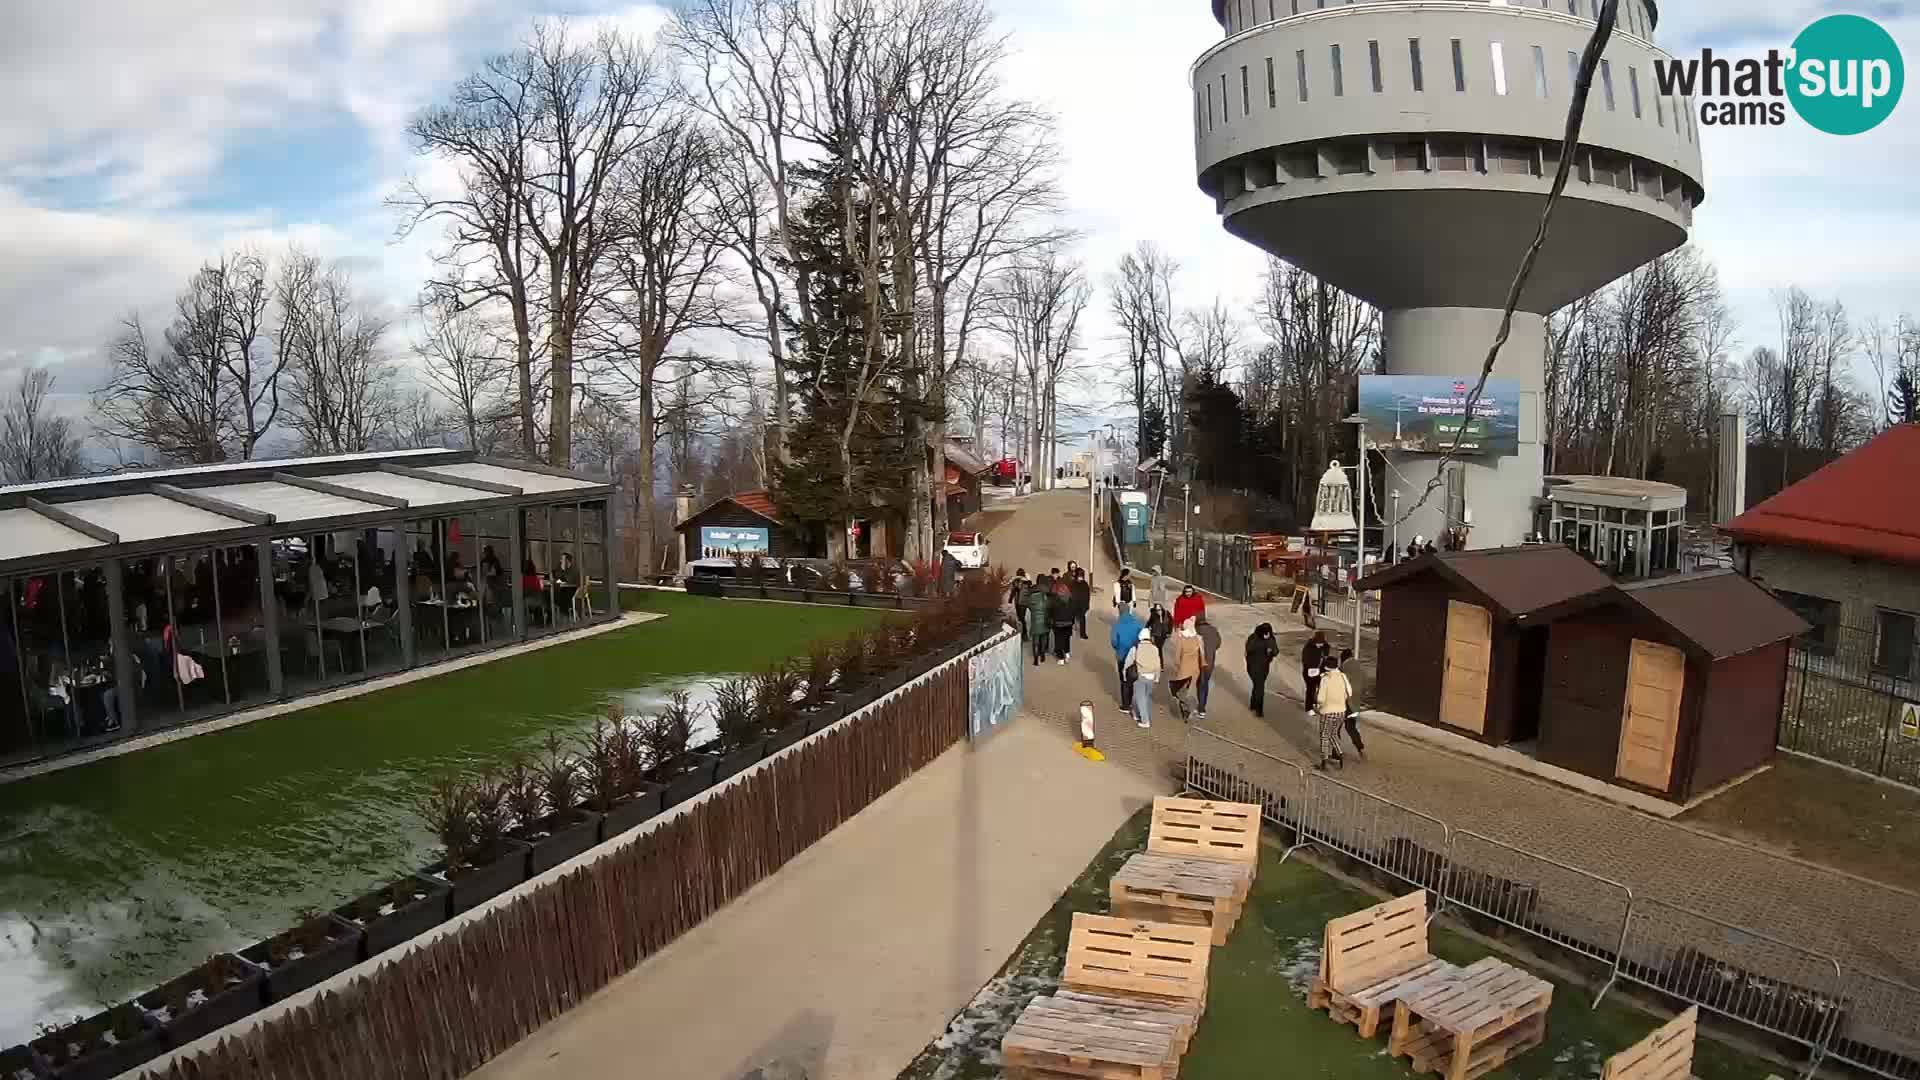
[1192,0,1705,547]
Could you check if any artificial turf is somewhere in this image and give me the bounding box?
[900,809,1777,1080]
[0,590,879,1044]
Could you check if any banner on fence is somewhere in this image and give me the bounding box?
[967,632,1022,740]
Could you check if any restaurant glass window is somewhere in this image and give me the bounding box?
[11,567,112,751]
[0,583,32,761]
[582,501,608,620]
[213,543,272,709]
[363,525,406,677]
[521,505,556,637]
[119,556,181,731]
[163,550,237,720]
[405,519,452,666]
[281,533,360,694]
[473,511,511,644]
[443,515,485,654]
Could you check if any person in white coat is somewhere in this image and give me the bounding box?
[1315,653,1355,771]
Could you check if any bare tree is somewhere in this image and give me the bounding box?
[0,370,85,483]
[1253,258,1379,513]
[1109,243,1180,463]
[388,389,452,450]
[278,252,396,455]
[993,245,1088,489]
[1865,314,1920,428]
[584,112,736,575]
[96,254,291,464]
[415,294,512,450]
[395,45,543,455]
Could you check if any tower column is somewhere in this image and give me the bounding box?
[1378,307,1546,551]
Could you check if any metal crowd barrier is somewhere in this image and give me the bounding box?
[1178,723,1920,1080]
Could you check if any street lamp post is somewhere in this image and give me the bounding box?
[1342,415,1369,656]
[1087,424,1115,572]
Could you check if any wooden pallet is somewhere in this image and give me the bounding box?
[1388,958,1555,1080]
[1111,853,1249,946]
[1307,889,1450,1038]
[1003,1000,1180,1080]
[1395,1012,1547,1080]
[1601,1007,1697,1080]
[1147,796,1261,871]
[1001,916,1212,1080]
[1308,956,1460,1038]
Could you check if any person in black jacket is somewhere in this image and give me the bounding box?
[1245,622,1280,716]
[1069,569,1092,640]
[1302,630,1331,713]
[1048,579,1076,663]
[1006,568,1030,639]
[1146,603,1173,652]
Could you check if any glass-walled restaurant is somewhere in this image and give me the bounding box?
[0,452,617,767]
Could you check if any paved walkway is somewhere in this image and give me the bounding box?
[474,715,1159,1080]
[992,491,1920,1001]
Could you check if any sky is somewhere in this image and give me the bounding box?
[1,0,1915,435]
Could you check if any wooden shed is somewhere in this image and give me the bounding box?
[1357,546,1615,746]
[1532,571,1808,801]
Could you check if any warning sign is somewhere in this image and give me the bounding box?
[1902,701,1920,740]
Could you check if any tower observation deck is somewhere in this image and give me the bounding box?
[1193,0,1704,547]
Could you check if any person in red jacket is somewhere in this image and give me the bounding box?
[1171,583,1206,629]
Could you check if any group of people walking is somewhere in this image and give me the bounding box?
[1009,562,1093,666]
[1006,562,1365,772]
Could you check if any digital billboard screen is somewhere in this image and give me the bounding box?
[1356,374,1520,457]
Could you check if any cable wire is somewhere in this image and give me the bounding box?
[1385,0,1622,529]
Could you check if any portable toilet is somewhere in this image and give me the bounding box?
[1118,490,1150,545]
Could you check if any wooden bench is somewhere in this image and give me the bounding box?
[1600,1007,1697,1080]
[1001,915,1212,1080]
[1308,889,1459,1039]
[1110,797,1261,945]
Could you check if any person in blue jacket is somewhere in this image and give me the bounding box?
[1110,605,1144,706]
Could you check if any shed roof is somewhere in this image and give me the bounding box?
[1355,545,1615,622]
[679,490,785,528]
[1721,424,1920,566]
[1618,571,1809,660]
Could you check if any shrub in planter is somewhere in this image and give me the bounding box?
[419,776,529,914]
[138,953,265,1049]
[240,912,364,1003]
[800,641,837,710]
[710,677,766,782]
[640,691,717,807]
[585,709,665,840]
[332,876,449,959]
[834,632,870,691]
[516,735,601,874]
[29,1004,163,1080]
[754,663,803,733]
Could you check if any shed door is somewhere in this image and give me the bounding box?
[1616,639,1685,791]
[1439,600,1492,734]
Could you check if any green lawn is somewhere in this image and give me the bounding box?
[0,590,878,1045]
[901,810,1775,1080]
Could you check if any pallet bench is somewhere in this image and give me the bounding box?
[1600,1007,1697,1080]
[1002,914,1212,1080]
[1308,889,1457,1039]
[1388,957,1554,1080]
[1110,797,1260,945]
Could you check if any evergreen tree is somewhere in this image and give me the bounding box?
[770,148,921,553]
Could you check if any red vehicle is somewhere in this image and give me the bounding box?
[991,457,1020,484]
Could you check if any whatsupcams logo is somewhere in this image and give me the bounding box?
[1653,14,1904,134]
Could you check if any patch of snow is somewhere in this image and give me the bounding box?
[286,947,305,962]
[1271,936,1323,992]
[185,988,208,1011]
[100,1029,119,1046]
[376,903,397,918]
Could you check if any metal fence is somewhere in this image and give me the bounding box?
[1182,723,1920,1080]
[1781,621,1920,786]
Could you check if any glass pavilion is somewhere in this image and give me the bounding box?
[1536,474,1689,579]
[0,450,618,766]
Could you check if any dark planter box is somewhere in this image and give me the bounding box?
[333,876,449,960]
[521,810,604,875]
[712,738,767,783]
[138,955,266,1049]
[29,1006,164,1080]
[836,682,882,718]
[423,838,533,915]
[599,784,666,840]
[240,914,364,1003]
[2,1043,39,1080]
[763,720,808,758]
[660,753,720,809]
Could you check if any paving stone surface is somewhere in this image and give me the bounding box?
[989,488,1920,1040]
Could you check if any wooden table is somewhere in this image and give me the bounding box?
[1388,957,1553,1080]
[1110,852,1250,945]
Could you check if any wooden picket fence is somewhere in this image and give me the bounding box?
[141,660,972,1079]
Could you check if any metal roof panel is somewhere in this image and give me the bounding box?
[0,507,107,562]
[64,493,250,543]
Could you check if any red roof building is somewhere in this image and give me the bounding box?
[1722,424,1920,566]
